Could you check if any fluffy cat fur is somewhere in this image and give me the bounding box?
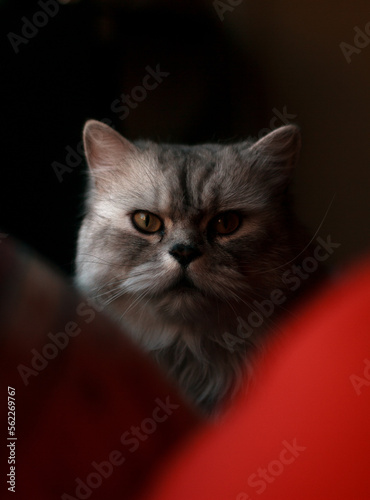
[75,120,316,415]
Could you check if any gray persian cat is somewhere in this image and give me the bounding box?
[75,119,314,415]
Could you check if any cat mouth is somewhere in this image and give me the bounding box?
[167,275,198,293]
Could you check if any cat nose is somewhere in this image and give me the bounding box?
[169,244,202,267]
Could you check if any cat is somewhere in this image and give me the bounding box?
[75,119,318,416]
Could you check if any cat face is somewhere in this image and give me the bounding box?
[76,120,301,349]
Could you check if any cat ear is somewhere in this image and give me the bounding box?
[83,120,137,190]
[248,124,301,189]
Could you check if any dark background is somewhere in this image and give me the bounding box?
[1,0,369,276]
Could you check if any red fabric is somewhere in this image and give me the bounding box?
[140,258,370,500]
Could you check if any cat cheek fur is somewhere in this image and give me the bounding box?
[75,120,317,416]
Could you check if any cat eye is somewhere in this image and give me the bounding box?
[132,211,163,233]
[211,211,241,235]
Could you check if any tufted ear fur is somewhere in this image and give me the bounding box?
[83,120,138,191]
[248,124,301,190]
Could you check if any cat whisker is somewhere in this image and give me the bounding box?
[103,287,129,307]
[253,194,336,274]
[92,284,124,302]
[98,276,125,289]
[78,252,123,268]
[137,284,164,325]
[118,288,151,320]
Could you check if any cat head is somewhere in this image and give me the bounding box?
[76,120,302,349]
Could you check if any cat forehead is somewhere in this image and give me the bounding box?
[133,142,247,213]
[137,140,242,165]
